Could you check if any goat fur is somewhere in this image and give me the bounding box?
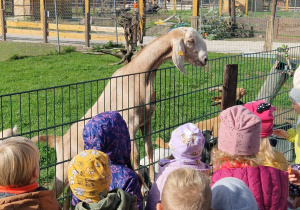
[31,27,208,199]
[0,125,18,139]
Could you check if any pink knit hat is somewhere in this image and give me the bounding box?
[243,100,276,138]
[218,105,262,156]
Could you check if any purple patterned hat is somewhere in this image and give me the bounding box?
[168,123,205,164]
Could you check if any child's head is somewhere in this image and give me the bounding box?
[243,100,275,138]
[212,105,263,168]
[168,123,205,164]
[289,88,300,114]
[0,137,40,187]
[83,111,131,167]
[158,168,211,210]
[211,177,258,210]
[244,100,277,164]
[68,149,111,204]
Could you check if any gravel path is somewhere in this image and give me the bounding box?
[142,36,300,54]
[3,33,300,54]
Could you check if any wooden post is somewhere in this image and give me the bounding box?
[256,60,290,104]
[124,0,126,8]
[75,0,78,16]
[230,0,235,25]
[43,10,47,43]
[85,13,90,47]
[245,0,248,15]
[221,64,238,111]
[286,0,288,11]
[40,0,47,43]
[0,9,6,41]
[174,0,176,12]
[85,0,90,47]
[93,0,96,15]
[191,0,199,30]
[219,0,222,16]
[264,0,277,51]
[273,18,279,40]
[138,0,145,44]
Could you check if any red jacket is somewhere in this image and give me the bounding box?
[211,165,288,210]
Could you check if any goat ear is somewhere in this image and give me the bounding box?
[172,38,187,75]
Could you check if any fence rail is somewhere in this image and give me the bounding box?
[0,47,300,207]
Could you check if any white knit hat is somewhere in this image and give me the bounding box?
[211,177,259,210]
[293,65,300,89]
[290,66,300,104]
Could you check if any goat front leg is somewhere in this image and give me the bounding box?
[128,121,141,174]
[140,123,154,183]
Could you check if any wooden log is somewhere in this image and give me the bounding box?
[256,60,290,104]
[221,64,238,111]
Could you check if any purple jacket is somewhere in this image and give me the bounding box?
[71,111,143,210]
[211,165,288,210]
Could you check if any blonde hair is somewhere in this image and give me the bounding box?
[211,146,263,171]
[161,168,211,210]
[0,137,40,187]
[257,137,276,166]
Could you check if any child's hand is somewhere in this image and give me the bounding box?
[273,129,289,139]
[288,167,300,186]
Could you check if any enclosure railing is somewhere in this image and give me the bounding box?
[0,47,299,207]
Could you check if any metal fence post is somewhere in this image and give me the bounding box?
[221,64,238,111]
[0,9,6,41]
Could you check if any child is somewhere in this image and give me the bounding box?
[68,149,137,210]
[0,137,61,209]
[273,84,300,164]
[273,76,300,209]
[211,105,288,210]
[71,111,142,210]
[145,123,210,210]
[244,100,288,171]
[156,167,211,210]
[211,177,258,210]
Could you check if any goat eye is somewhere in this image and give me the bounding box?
[187,39,194,43]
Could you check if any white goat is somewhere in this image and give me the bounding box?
[31,27,208,199]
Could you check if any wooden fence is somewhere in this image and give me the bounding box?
[237,17,300,41]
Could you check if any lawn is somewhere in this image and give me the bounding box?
[0,41,298,200]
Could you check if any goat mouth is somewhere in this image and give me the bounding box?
[193,60,205,67]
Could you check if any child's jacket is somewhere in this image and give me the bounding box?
[0,187,61,210]
[75,188,137,210]
[76,111,143,210]
[145,161,210,210]
[211,165,288,210]
[287,124,300,163]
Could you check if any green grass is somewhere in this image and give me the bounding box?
[0,41,298,197]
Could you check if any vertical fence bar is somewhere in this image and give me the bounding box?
[221,64,238,111]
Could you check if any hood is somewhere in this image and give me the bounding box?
[83,111,131,166]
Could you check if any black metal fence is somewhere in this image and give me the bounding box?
[0,46,299,207]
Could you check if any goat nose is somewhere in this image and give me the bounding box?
[204,58,208,64]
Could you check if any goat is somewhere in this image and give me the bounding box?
[0,125,18,139]
[31,27,208,200]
